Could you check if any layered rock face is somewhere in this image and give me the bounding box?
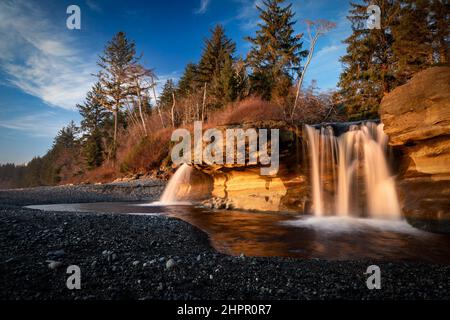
[380,66,450,233]
[194,122,309,213]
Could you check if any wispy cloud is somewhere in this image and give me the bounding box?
[231,0,263,30]
[86,0,102,13]
[300,10,351,90]
[303,44,347,90]
[0,112,68,138]
[195,0,210,15]
[0,0,96,110]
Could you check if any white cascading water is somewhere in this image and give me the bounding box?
[305,122,401,219]
[160,163,193,204]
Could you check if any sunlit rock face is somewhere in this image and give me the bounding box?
[194,122,309,213]
[204,166,308,212]
[380,66,450,233]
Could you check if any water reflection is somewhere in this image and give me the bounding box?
[27,202,450,264]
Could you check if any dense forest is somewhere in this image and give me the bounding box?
[0,0,448,188]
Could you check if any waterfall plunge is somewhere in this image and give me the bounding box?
[160,163,193,204]
[305,122,401,219]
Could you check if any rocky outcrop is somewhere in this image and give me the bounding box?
[193,122,310,213]
[203,166,308,212]
[381,67,450,146]
[380,66,450,233]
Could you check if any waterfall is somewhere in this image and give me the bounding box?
[305,122,401,219]
[160,164,193,204]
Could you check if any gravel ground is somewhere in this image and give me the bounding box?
[0,179,165,206]
[1,182,449,300]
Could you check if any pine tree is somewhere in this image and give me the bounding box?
[48,121,80,183]
[198,25,236,106]
[78,83,109,135]
[216,54,237,104]
[84,130,104,169]
[198,25,236,83]
[77,83,109,169]
[233,57,250,101]
[392,0,434,84]
[159,79,176,109]
[177,63,200,98]
[53,121,79,151]
[430,0,450,64]
[97,31,138,155]
[246,0,307,100]
[338,0,400,120]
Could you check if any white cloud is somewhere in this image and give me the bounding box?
[303,44,347,90]
[300,10,352,90]
[195,0,210,15]
[0,0,96,110]
[0,112,68,138]
[232,0,263,30]
[86,0,102,13]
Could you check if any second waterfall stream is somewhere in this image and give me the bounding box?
[304,122,401,219]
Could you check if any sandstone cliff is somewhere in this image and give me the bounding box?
[192,122,310,213]
[380,66,450,233]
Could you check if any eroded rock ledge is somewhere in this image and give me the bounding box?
[192,122,309,213]
[380,66,450,233]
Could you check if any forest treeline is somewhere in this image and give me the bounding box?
[1,0,448,188]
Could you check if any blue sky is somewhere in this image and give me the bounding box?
[0,0,352,164]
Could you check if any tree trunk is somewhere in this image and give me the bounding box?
[136,87,148,136]
[292,33,319,120]
[150,76,165,128]
[171,92,176,128]
[113,108,118,156]
[201,82,207,122]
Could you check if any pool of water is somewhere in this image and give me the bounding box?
[26,202,450,264]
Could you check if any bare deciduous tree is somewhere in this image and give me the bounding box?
[150,75,165,128]
[127,64,157,136]
[291,19,336,120]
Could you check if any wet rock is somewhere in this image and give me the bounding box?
[47,260,63,270]
[47,249,65,258]
[166,258,176,270]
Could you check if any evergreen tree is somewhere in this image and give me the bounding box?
[159,79,176,109]
[97,31,138,155]
[198,25,237,106]
[45,121,80,184]
[84,130,104,169]
[338,0,400,120]
[246,0,307,100]
[177,63,200,98]
[198,25,236,83]
[53,121,79,151]
[78,83,109,135]
[392,0,434,83]
[216,54,237,104]
[77,83,109,169]
[430,0,450,65]
[233,57,250,101]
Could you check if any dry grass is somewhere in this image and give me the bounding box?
[208,97,285,125]
[67,165,118,184]
[67,93,341,181]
